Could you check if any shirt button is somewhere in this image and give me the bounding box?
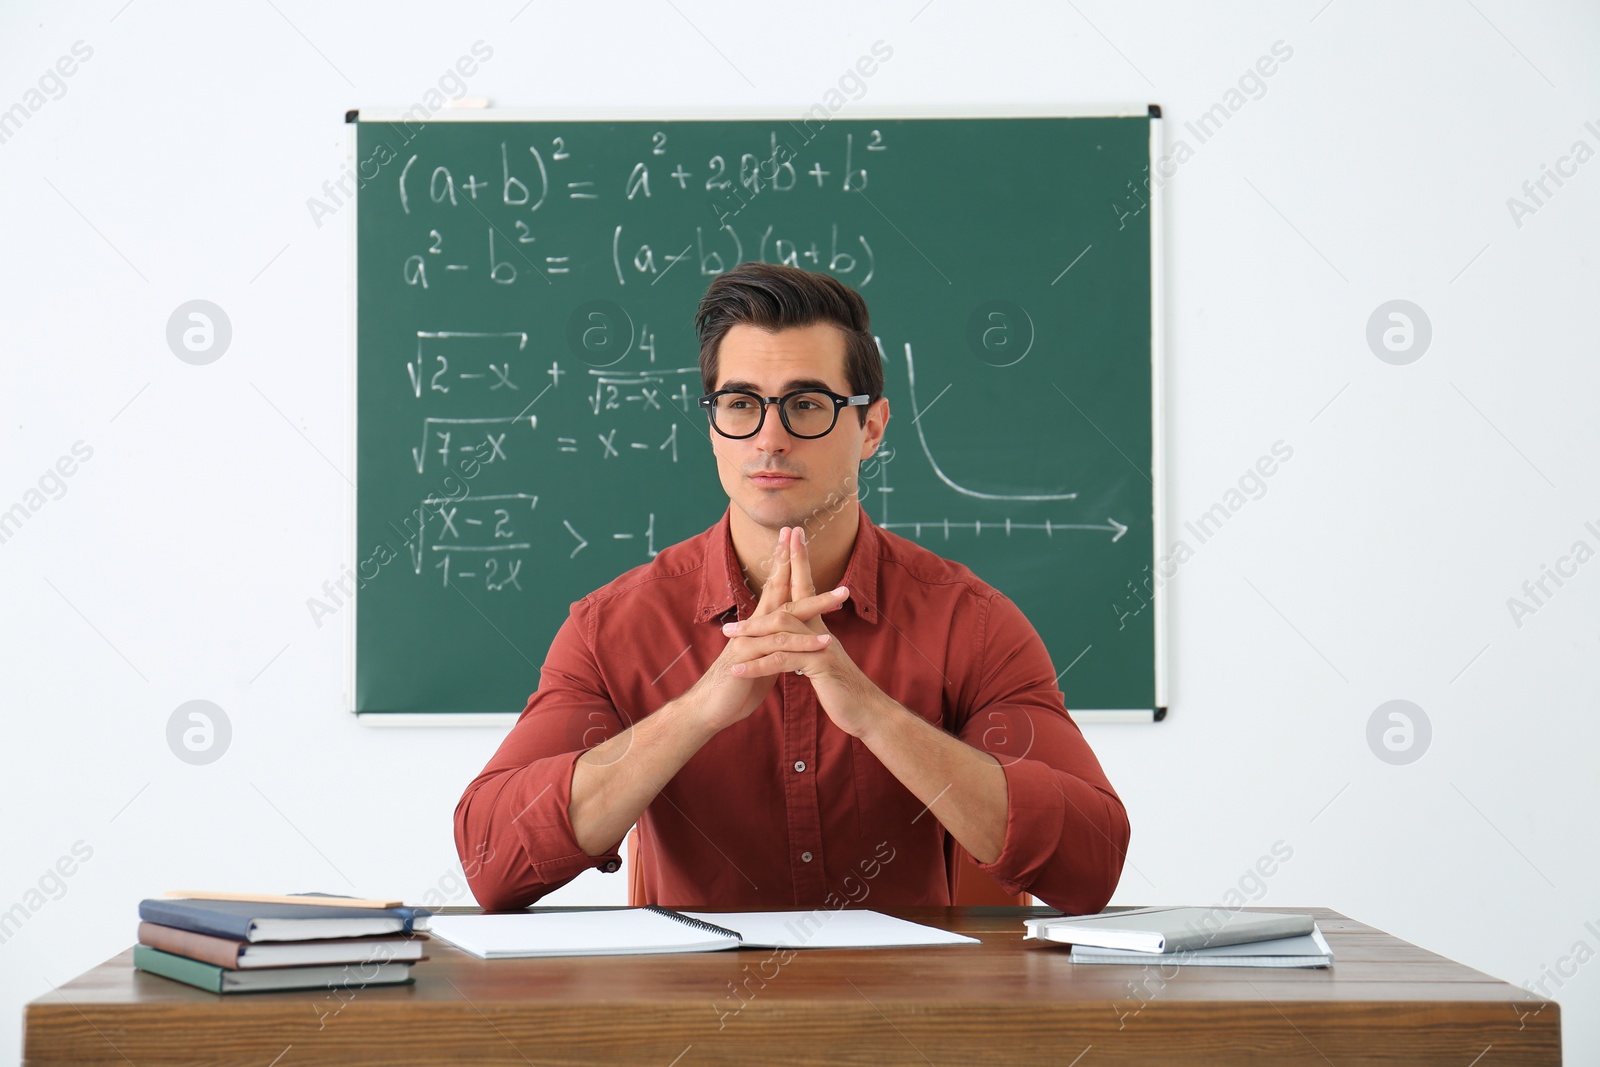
[801,851,813,863]
[793,760,807,773]
[601,860,620,873]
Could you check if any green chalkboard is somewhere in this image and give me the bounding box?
[353,110,1164,719]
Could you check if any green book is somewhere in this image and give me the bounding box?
[133,945,414,994]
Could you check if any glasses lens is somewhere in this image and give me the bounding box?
[783,392,835,437]
[712,392,763,436]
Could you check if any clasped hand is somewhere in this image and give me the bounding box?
[692,525,885,739]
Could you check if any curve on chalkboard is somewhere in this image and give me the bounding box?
[898,342,1079,502]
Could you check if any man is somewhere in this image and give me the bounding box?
[454,262,1128,913]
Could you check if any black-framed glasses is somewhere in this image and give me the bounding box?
[698,388,872,440]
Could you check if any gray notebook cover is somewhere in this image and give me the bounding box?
[1024,907,1316,953]
[1069,926,1334,967]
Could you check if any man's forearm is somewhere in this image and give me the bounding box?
[567,698,721,857]
[856,695,1009,864]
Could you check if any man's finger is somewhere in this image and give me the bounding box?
[732,629,831,656]
[725,588,849,635]
[730,646,831,678]
[790,525,816,605]
[753,526,793,617]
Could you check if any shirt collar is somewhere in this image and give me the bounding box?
[695,504,881,625]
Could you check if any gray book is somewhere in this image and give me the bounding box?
[1023,907,1315,954]
[1068,926,1333,968]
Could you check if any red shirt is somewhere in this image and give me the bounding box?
[455,505,1128,913]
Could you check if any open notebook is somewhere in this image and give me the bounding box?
[429,907,979,959]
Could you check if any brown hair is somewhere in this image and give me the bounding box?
[694,262,884,426]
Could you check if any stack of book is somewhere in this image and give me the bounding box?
[1024,906,1334,968]
[133,892,432,994]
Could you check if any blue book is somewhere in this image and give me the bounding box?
[139,896,431,942]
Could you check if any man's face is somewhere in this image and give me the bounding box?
[707,322,888,533]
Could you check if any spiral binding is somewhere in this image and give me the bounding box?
[642,905,743,942]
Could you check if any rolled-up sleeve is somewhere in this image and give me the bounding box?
[453,598,625,912]
[957,592,1130,914]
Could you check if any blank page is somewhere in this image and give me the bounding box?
[682,910,980,949]
[429,909,738,959]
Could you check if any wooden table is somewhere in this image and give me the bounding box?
[24,906,1560,1066]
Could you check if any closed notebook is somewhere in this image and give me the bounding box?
[137,922,427,969]
[139,898,431,942]
[1024,907,1314,954]
[133,946,415,993]
[1068,926,1334,968]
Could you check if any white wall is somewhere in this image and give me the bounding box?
[2,0,1596,1062]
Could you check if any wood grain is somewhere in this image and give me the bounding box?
[24,906,1560,1066]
